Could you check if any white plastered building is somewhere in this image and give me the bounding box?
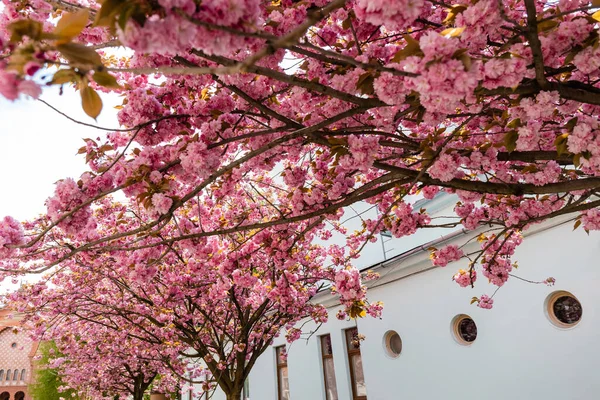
[201,193,600,400]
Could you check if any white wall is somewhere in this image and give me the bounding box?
[248,305,357,400]
[315,193,459,270]
[243,220,600,400]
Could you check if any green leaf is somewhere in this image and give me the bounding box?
[54,9,90,42]
[341,16,352,30]
[573,153,582,168]
[92,71,122,89]
[8,19,43,42]
[554,133,569,156]
[94,0,125,27]
[444,4,468,25]
[503,129,518,153]
[57,43,102,66]
[81,86,103,119]
[51,69,77,85]
[356,72,376,96]
[506,118,522,129]
[565,117,578,132]
[391,34,423,62]
[537,19,559,32]
[460,54,472,71]
[563,50,579,66]
[441,26,465,37]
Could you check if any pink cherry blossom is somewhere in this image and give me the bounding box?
[431,245,464,267]
[477,294,493,309]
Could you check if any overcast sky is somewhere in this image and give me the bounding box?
[0,85,119,221]
[0,84,121,291]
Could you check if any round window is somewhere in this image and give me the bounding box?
[10,343,16,349]
[383,331,402,358]
[452,314,477,345]
[546,291,582,328]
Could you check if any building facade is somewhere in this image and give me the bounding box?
[199,193,600,400]
[0,310,37,400]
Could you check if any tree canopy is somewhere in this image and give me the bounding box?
[2,0,600,398]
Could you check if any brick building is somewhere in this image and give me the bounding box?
[0,310,37,400]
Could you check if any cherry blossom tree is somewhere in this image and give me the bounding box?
[1,0,600,397]
[28,342,82,400]
[8,196,379,400]
[30,325,178,400]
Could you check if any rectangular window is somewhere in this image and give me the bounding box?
[276,346,290,400]
[242,377,250,400]
[320,335,339,400]
[204,374,210,400]
[345,328,367,400]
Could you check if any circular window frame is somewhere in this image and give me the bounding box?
[382,330,402,359]
[545,290,583,329]
[451,314,477,346]
[10,343,16,349]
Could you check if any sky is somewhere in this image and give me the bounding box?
[0,84,120,220]
[0,84,120,291]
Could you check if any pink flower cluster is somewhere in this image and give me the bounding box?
[366,301,383,318]
[477,294,493,309]
[0,70,41,101]
[343,134,380,171]
[151,193,173,215]
[482,57,527,90]
[354,0,426,31]
[428,153,459,182]
[480,232,522,287]
[388,203,430,238]
[334,268,365,305]
[0,216,24,257]
[567,117,600,175]
[453,269,476,287]
[403,32,481,115]
[581,208,600,231]
[431,245,464,267]
[573,45,600,74]
[373,71,407,105]
[46,178,96,238]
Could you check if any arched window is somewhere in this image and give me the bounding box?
[12,370,18,381]
[0,392,9,400]
[6,370,11,381]
[15,391,25,400]
[0,370,4,381]
[20,369,26,381]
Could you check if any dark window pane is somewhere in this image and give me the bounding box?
[350,354,367,397]
[276,346,286,365]
[321,335,333,356]
[243,378,250,400]
[323,357,338,400]
[278,366,290,400]
[389,333,402,355]
[345,328,360,350]
[458,318,477,342]
[553,296,583,324]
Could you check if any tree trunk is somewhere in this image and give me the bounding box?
[226,390,242,400]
